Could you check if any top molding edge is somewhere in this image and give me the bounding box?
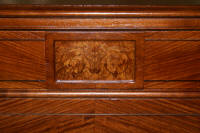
[1,5,200,18]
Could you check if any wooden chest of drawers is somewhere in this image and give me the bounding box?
[0,1,200,133]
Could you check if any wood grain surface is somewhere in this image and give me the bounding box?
[0,115,199,133]
[95,116,200,133]
[56,41,135,81]
[0,41,46,81]
[145,31,200,40]
[144,81,200,89]
[2,5,200,18]
[0,82,46,89]
[1,3,200,132]
[0,98,200,115]
[46,32,143,89]
[0,31,45,40]
[2,18,200,30]
[144,41,200,80]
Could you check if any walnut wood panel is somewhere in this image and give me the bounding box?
[0,31,45,40]
[2,18,200,30]
[0,115,199,133]
[55,41,135,81]
[0,82,46,89]
[0,115,94,133]
[46,32,143,89]
[0,98,200,114]
[95,116,200,133]
[144,81,200,89]
[0,41,46,81]
[145,31,200,40]
[144,41,200,80]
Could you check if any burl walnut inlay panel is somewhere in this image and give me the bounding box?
[55,41,135,82]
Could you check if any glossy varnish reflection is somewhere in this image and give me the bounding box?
[0,1,200,133]
[46,32,143,89]
[55,41,135,81]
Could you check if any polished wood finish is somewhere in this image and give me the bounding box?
[0,31,45,40]
[0,41,46,81]
[95,116,200,133]
[145,31,200,40]
[144,81,200,89]
[144,41,200,80]
[0,115,94,133]
[0,98,200,114]
[56,41,135,81]
[0,82,46,89]
[1,90,200,98]
[0,31,46,89]
[0,1,200,132]
[3,18,200,30]
[0,115,199,133]
[1,5,200,18]
[46,32,143,89]
[1,0,200,5]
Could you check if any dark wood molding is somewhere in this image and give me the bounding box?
[1,90,200,98]
[2,18,200,30]
[1,5,200,18]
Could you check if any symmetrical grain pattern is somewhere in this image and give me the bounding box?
[0,115,199,133]
[144,41,200,80]
[0,98,200,115]
[1,3,200,132]
[56,41,135,82]
[0,41,46,80]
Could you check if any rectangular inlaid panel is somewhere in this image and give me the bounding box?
[0,41,46,80]
[144,41,200,80]
[55,41,135,83]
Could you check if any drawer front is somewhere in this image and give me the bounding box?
[46,32,144,89]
